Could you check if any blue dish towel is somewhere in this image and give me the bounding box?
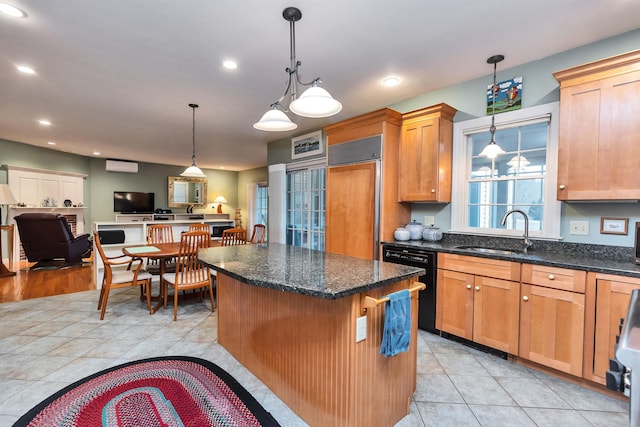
[380,289,411,357]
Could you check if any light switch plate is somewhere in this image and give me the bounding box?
[424,216,435,226]
[356,315,367,342]
[570,220,589,235]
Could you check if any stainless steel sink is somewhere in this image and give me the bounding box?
[454,245,523,255]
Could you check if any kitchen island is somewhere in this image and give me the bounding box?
[198,243,425,427]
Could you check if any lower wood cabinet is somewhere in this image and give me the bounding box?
[519,264,586,377]
[585,272,640,385]
[437,254,520,354]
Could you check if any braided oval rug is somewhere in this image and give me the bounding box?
[13,356,281,427]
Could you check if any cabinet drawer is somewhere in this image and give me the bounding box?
[521,263,586,293]
[438,253,520,281]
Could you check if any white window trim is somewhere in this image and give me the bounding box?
[451,102,561,240]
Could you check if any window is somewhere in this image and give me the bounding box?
[451,102,561,239]
[286,167,325,250]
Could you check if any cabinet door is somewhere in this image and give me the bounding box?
[557,68,640,200]
[520,284,585,376]
[473,276,520,354]
[601,69,640,198]
[592,277,640,380]
[325,162,376,259]
[398,117,440,202]
[437,269,474,340]
[557,80,602,200]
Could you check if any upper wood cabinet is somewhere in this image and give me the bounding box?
[398,103,457,202]
[553,50,640,200]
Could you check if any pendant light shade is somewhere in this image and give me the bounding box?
[181,103,207,178]
[254,7,341,132]
[253,106,298,131]
[289,84,342,118]
[481,54,506,159]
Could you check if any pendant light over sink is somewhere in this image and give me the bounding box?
[181,103,207,178]
[479,54,507,159]
[253,7,342,132]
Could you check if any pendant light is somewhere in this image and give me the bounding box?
[253,7,342,131]
[181,103,207,178]
[479,55,506,159]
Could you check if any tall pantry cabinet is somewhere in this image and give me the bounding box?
[324,108,410,260]
[553,49,640,200]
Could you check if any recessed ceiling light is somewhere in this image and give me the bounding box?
[17,65,35,74]
[38,119,52,126]
[222,60,238,70]
[93,151,100,156]
[0,3,27,18]
[382,76,400,87]
[47,141,56,145]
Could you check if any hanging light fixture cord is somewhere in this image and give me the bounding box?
[189,103,198,166]
[487,55,504,143]
[273,7,318,109]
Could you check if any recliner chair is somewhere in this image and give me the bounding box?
[14,213,92,269]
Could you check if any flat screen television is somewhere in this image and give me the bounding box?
[114,191,155,213]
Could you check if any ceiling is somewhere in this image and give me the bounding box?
[2,1,639,171]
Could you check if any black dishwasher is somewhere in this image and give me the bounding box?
[382,243,438,333]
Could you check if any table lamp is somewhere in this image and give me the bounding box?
[0,184,18,277]
[213,196,227,214]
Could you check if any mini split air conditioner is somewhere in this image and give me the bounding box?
[105,159,138,173]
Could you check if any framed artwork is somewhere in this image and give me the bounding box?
[600,217,628,235]
[487,76,523,114]
[291,131,323,159]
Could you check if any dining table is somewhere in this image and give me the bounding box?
[122,242,182,314]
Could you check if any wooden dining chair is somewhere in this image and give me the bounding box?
[162,230,214,320]
[221,227,247,246]
[146,223,176,269]
[147,224,174,244]
[94,232,152,320]
[249,224,266,244]
[188,223,210,233]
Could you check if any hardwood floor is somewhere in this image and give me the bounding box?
[0,261,95,303]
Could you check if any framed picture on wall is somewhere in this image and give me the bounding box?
[600,217,629,235]
[291,131,323,159]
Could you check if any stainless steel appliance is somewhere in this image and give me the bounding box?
[612,289,640,426]
[382,243,438,333]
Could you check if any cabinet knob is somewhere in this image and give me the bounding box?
[548,274,555,280]
[466,284,472,289]
[559,185,566,190]
[475,285,481,291]
[522,295,529,302]
[431,189,436,193]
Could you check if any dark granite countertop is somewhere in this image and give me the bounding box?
[382,234,640,279]
[198,242,425,299]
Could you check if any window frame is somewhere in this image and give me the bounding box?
[451,102,561,240]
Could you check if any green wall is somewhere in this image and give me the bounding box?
[1,138,248,231]
[266,28,640,247]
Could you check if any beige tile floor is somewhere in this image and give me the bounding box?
[0,288,630,426]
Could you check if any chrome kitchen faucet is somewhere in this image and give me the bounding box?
[500,209,532,254]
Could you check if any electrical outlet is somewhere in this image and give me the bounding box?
[570,220,589,235]
[356,315,367,342]
[424,216,435,226]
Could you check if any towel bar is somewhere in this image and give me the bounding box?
[362,282,426,311]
